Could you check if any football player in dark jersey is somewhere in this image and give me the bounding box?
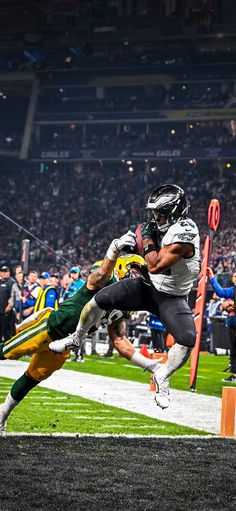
[50,185,200,410]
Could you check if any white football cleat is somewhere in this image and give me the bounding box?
[152,371,170,409]
[0,403,7,437]
[49,333,80,354]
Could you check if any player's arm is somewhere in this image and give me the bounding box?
[108,318,135,359]
[143,242,193,274]
[108,317,162,372]
[87,257,118,291]
[87,230,136,291]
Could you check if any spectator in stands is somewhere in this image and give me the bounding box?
[50,273,61,301]
[11,267,23,322]
[34,272,58,311]
[207,267,236,382]
[0,266,16,341]
[22,270,40,318]
[58,273,72,304]
[65,267,85,299]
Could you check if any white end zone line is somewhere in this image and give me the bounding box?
[1,433,230,439]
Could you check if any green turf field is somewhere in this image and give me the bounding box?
[0,352,232,436]
[0,376,206,436]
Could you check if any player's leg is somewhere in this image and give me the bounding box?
[108,319,162,373]
[0,374,39,436]
[49,277,150,353]
[0,349,69,436]
[0,309,52,360]
[152,293,196,409]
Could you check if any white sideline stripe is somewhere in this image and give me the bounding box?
[0,360,223,434]
[4,433,226,439]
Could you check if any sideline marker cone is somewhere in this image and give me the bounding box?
[220,386,236,437]
[139,344,151,359]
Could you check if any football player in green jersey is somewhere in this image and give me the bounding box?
[0,231,160,436]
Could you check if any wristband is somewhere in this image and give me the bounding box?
[143,243,156,256]
[106,240,119,261]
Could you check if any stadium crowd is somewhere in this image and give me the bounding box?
[32,121,236,153]
[38,83,235,114]
[0,160,235,284]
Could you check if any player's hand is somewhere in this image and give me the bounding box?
[106,230,136,261]
[141,221,155,240]
[206,267,214,279]
[114,230,136,251]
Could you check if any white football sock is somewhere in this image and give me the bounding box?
[154,344,192,379]
[75,297,106,342]
[130,352,162,372]
[0,392,18,420]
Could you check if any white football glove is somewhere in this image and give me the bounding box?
[106,230,136,261]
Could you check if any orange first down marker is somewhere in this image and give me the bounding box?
[220,387,236,437]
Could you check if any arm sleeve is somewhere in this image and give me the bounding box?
[209,277,234,299]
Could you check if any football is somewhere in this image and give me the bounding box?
[135,224,144,255]
[135,223,160,255]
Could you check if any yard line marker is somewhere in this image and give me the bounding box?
[54,409,113,413]
[74,416,139,420]
[30,402,86,406]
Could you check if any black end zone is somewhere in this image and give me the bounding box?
[0,437,235,510]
